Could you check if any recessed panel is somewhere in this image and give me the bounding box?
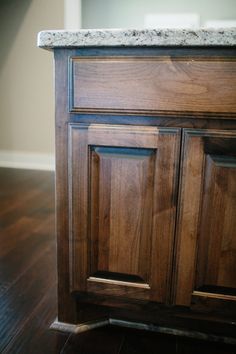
[174,130,236,306]
[70,57,236,116]
[90,146,156,284]
[196,155,236,293]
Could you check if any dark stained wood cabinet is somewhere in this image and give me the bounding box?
[70,56,236,115]
[69,124,180,303]
[52,47,236,341]
[174,130,236,308]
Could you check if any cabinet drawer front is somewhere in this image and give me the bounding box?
[68,124,180,303]
[70,57,236,117]
[174,129,236,306]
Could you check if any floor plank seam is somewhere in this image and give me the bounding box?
[117,334,126,354]
[60,333,73,354]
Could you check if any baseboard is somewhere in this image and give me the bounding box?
[0,150,55,171]
[50,318,109,333]
[109,319,236,345]
[50,317,236,344]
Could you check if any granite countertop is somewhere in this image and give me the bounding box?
[37,28,236,49]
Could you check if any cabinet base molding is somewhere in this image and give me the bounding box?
[50,317,236,345]
[109,319,236,345]
[50,318,109,334]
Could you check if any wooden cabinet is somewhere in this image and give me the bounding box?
[69,124,180,303]
[53,48,236,340]
[174,129,236,306]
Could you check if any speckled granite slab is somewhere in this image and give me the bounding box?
[38,28,236,49]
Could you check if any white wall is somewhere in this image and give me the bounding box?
[82,0,236,28]
[64,0,82,29]
[0,0,63,170]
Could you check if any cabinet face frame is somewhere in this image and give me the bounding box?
[68,123,181,304]
[174,129,236,306]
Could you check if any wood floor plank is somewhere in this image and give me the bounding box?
[61,326,125,354]
[0,216,55,296]
[0,189,54,228]
[0,242,56,351]
[0,168,54,227]
[2,284,69,354]
[0,217,41,258]
[0,212,54,256]
[0,168,68,354]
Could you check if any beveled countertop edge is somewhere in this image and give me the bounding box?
[37,28,236,49]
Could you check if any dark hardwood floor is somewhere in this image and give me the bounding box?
[0,167,235,354]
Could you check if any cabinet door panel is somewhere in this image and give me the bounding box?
[69,124,180,303]
[90,146,155,282]
[196,155,236,291]
[174,130,236,306]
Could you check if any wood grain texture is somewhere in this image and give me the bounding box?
[196,155,236,291]
[54,49,78,323]
[68,124,180,303]
[174,129,236,306]
[90,146,155,281]
[70,57,236,117]
[0,168,70,353]
[87,279,150,300]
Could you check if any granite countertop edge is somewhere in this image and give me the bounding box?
[37,28,236,49]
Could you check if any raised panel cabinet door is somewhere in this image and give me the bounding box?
[68,124,180,303]
[174,129,236,306]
